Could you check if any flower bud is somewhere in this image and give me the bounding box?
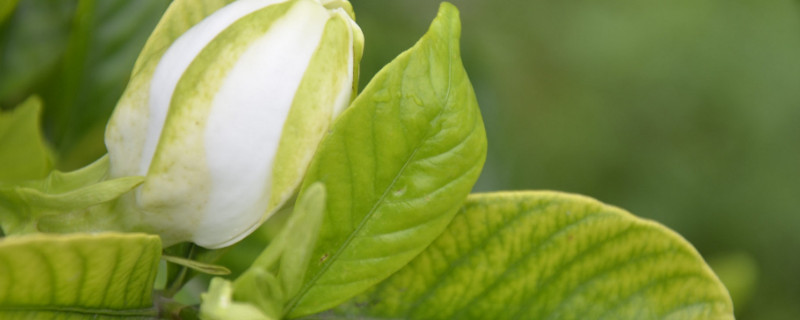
[105,0,363,248]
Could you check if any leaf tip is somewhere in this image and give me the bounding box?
[434,2,462,38]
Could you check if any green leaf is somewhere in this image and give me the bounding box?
[231,183,327,318]
[336,192,734,320]
[285,3,487,317]
[0,156,143,235]
[0,96,54,183]
[277,183,327,299]
[0,232,162,319]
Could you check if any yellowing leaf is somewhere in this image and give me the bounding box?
[284,3,486,317]
[338,192,734,320]
[0,232,161,319]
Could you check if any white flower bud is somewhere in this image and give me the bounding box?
[105,0,363,248]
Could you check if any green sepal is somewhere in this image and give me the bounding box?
[162,242,233,297]
[234,269,285,320]
[0,155,143,235]
[201,278,273,320]
[162,254,231,276]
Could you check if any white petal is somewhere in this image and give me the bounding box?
[143,0,291,177]
[195,0,330,248]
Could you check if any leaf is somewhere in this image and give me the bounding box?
[285,3,487,317]
[231,183,327,318]
[335,192,734,320]
[278,183,327,299]
[0,156,143,235]
[0,96,54,183]
[0,232,162,319]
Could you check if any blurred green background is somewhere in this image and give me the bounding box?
[1,0,798,319]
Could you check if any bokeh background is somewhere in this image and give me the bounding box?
[2,0,798,319]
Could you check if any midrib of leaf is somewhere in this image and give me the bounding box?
[286,50,456,315]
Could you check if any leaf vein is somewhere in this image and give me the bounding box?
[404,201,559,317]
[594,273,715,320]
[540,248,692,320]
[288,35,462,314]
[455,213,634,320]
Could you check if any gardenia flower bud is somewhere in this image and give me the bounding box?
[105,0,363,248]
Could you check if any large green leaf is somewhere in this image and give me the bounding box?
[284,3,487,317]
[336,192,734,320]
[0,232,162,319]
[0,96,54,183]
